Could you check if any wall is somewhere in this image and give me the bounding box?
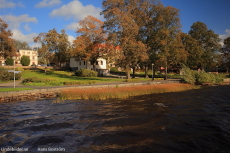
[70,58,106,71]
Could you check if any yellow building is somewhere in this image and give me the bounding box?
[0,49,38,66]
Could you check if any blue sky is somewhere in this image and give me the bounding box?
[0,0,230,48]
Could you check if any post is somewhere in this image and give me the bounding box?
[12,56,16,88]
[152,63,154,81]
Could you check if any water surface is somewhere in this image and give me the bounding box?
[0,85,230,152]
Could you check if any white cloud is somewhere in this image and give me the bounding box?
[66,22,81,31]
[49,0,102,21]
[35,0,62,8]
[68,35,75,44]
[11,29,37,44]
[30,43,41,49]
[23,24,31,32]
[0,14,38,29]
[0,0,24,8]
[219,29,230,46]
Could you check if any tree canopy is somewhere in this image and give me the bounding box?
[73,15,106,70]
[188,21,221,70]
[34,29,71,66]
[0,18,16,58]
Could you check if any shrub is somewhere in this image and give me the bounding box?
[5,58,14,66]
[9,72,21,80]
[0,68,21,81]
[20,55,30,66]
[181,64,222,84]
[75,69,98,77]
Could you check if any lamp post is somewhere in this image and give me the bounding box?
[12,56,16,88]
[152,63,154,81]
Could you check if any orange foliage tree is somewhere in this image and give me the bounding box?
[102,0,148,79]
[0,18,16,58]
[73,15,106,71]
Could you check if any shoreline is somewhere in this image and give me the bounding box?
[0,80,181,102]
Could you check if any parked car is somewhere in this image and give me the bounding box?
[41,64,47,67]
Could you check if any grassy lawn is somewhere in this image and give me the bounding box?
[22,70,124,82]
[0,88,34,92]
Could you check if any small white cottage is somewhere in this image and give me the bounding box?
[70,57,108,76]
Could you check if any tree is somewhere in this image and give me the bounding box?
[180,32,202,69]
[14,40,31,49]
[20,55,30,66]
[102,0,148,79]
[221,37,230,70]
[5,57,14,65]
[0,18,16,58]
[73,15,106,71]
[34,29,71,67]
[188,21,221,70]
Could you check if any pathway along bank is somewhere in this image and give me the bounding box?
[0,80,181,102]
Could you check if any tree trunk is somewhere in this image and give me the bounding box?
[164,60,168,80]
[132,66,135,78]
[126,65,131,79]
[144,63,149,78]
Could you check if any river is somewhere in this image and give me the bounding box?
[0,85,230,152]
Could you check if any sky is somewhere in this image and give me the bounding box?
[0,0,230,48]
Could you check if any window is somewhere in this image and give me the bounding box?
[27,52,30,54]
[91,61,93,65]
[84,61,85,65]
[79,61,81,66]
[101,61,103,65]
[96,61,98,65]
[32,56,35,60]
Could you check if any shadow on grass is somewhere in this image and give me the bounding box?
[29,70,122,82]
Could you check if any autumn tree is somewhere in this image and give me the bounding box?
[34,29,71,66]
[73,15,106,71]
[102,0,148,79]
[0,18,16,58]
[188,21,221,70]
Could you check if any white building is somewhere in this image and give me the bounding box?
[70,57,108,76]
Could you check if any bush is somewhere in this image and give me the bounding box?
[0,67,21,81]
[181,64,222,84]
[5,58,14,66]
[20,55,30,66]
[75,69,98,77]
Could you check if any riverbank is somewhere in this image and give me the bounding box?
[0,79,182,102]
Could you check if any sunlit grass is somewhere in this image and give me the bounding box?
[21,70,123,86]
[59,83,199,100]
[0,88,34,92]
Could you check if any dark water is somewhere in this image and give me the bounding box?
[0,86,230,153]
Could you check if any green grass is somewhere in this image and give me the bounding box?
[21,70,125,86]
[0,88,34,92]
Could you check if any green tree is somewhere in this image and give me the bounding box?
[188,21,221,70]
[0,18,16,58]
[34,29,71,67]
[220,37,230,70]
[180,32,202,69]
[5,57,14,65]
[20,55,30,66]
[14,40,31,49]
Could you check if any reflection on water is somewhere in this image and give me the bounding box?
[0,86,230,152]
